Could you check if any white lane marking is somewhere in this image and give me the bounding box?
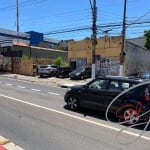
[6,83,12,86]
[0,82,2,83]
[48,92,60,96]
[0,93,150,141]
[31,89,41,92]
[17,86,26,89]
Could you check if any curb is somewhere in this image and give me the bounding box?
[0,136,10,145]
[0,136,24,150]
[60,83,75,88]
[0,73,89,88]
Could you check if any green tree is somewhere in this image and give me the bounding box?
[84,37,90,40]
[144,30,150,50]
[54,56,68,66]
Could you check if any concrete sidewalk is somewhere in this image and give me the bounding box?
[0,136,24,150]
[0,73,91,88]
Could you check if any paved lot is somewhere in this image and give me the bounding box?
[0,73,92,88]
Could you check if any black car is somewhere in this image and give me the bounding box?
[69,66,91,80]
[56,66,72,78]
[64,76,149,124]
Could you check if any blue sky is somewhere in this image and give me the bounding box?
[0,0,150,40]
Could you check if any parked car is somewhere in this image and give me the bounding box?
[64,76,149,124]
[137,71,150,80]
[56,66,72,78]
[38,64,58,78]
[69,66,91,80]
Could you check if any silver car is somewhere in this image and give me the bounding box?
[38,64,58,78]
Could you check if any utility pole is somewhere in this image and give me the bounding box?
[120,0,127,76]
[16,0,19,33]
[90,0,97,79]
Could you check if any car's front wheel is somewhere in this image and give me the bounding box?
[123,108,139,124]
[67,96,79,110]
[118,107,139,125]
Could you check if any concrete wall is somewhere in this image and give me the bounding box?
[0,55,11,72]
[124,41,150,75]
[0,56,55,76]
[11,57,55,76]
[0,45,67,61]
[10,46,67,61]
[96,56,120,76]
[12,57,32,75]
[0,45,68,76]
[68,36,122,62]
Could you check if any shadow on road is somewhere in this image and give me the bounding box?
[64,105,150,131]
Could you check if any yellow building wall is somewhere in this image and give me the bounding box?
[68,49,92,64]
[12,57,54,76]
[68,36,122,64]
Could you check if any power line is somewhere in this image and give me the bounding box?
[44,26,91,35]
[0,0,48,10]
[43,20,150,36]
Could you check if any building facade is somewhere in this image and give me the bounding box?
[68,36,122,75]
[68,36,150,76]
[0,28,68,73]
[1,28,150,76]
[0,28,67,59]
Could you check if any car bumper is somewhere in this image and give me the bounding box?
[70,75,81,79]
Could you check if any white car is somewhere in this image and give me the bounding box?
[38,64,58,78]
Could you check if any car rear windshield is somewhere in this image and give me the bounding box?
[39,65,48,68]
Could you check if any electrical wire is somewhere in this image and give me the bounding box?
[0,0,49,11]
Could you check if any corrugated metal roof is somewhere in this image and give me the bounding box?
[44,37,60,44]
[0,28,30,38]
[127,37,146,48]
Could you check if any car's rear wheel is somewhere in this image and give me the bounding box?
[40,75,43,78]
[50,71,55,76]
[122,108,139,124]
[67,96,79,110]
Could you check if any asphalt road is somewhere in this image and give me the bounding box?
[0,76,150,150]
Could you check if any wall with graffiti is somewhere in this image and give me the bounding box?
[0,55,11,72]
[96,56,120,76]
